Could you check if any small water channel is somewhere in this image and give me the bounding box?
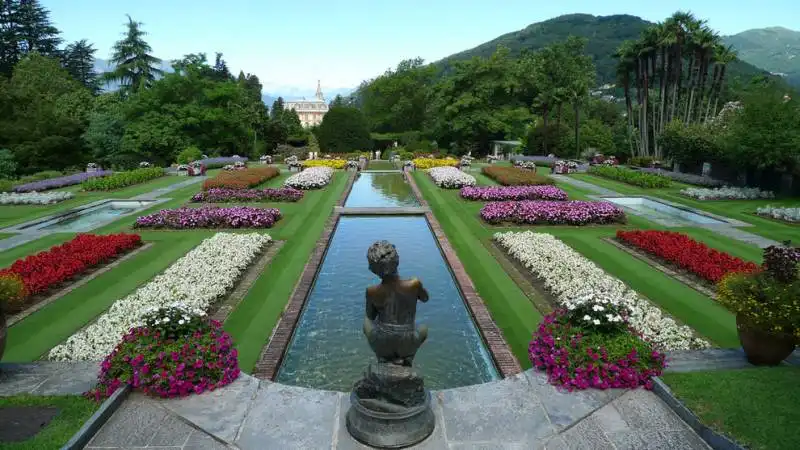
[276,172,499,391]
[344,172,420,208]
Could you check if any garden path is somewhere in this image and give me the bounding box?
[0,362,97,396]
[552,174,781,249]
[84,370,709,449]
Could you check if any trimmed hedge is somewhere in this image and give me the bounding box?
[203,167,280,190]
[482,166,555,186]
[82,168,164,191]
[588,166,671,188]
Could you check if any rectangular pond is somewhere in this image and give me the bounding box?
[344,172,420,208]
[604,196,726,226]
[22,200,156,232]
[276,216,500,391]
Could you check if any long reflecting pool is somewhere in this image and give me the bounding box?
[343,172,420,208]
[276,216,499,391]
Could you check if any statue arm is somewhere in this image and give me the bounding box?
[365,288,378,320]
[416,280,429,303]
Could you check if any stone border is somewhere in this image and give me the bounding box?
[253,172,357,379]
[7,243,154,327]
[652,377,746,450]
[602,237,718,299]
[61,384,131,450]
[406,173,522,377]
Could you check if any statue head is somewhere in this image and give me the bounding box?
[367,240,399,279]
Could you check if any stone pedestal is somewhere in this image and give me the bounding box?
[346,363,435,448]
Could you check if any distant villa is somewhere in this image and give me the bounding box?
[285,80,329,127]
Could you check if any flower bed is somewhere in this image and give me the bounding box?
[482,166,556,186]
[480,201,625,225]
[494,231,707,350]
[510,156,557,168]
[756,205,800,223]
[86,305,240,400]
[82,168,164,191]
[191,187,303,203]
[196,156,248,169]
[460,185,567,201]
[202,167,280,190]
[588,166,671,188]
[0,233,142,312]
[284,166,334,189]
[49,232,271,361]
[412,157,459,170]
[428,166,476,189]
[0,191,74,205]
[134,206,281,229]
[302,159,346,169]
[637,168,725,187]
[616,230,760,283]
[680,187,775,200]
[13,171,112,193]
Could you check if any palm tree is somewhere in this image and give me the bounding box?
[103,15,162,94]
[705,44,737,122]
[614,41,639,155]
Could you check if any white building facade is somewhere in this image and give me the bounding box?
[285,80,329,127]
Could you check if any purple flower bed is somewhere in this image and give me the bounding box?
[191,187,304,203]
[480,200,625,225]
[637,168,725,187]
[197,156,249,169]
[460,185,568,201]
[134,206,281,229]
[14,171,112,193]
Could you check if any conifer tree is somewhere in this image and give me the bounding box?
[103,15,162,93]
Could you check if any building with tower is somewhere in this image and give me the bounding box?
[285,81,329,127]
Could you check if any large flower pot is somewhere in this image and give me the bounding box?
[736,314,795,365]
[0,310,6,363]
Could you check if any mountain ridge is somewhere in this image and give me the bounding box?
[723,27,800,86]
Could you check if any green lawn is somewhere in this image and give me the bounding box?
[366,160,396,170]
[571,173,800,244]
[662,367,800,450]
[0,395,98,450]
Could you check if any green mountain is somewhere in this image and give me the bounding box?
[437,13,774,86]
[723,27,800,87]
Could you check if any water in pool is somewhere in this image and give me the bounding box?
[276,216,499,391]
[40,201,151,232]
[604,197,725,226]
[344,172,420,208]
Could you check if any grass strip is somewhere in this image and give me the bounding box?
[0,395,98,450]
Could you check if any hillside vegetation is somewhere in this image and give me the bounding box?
[724,27,800,87]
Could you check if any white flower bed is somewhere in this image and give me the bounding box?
[428,166,476,189]
[48,232,271,361]
[284,166,334,189]
[680,186,774,200]
[756,205,800,223]
[0,191,74,205]
[494,231,708,350]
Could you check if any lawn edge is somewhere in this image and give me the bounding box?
[60,384,131,450]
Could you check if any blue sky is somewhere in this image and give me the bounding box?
[47,0,799,94]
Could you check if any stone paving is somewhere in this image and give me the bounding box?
[0,362,98,396]
[85,371,709,449]
[130,175,206,201]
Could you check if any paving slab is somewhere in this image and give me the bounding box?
[665,348,753,373]
[130,176,207,201]
[86,395,169,447]
[0,361,97,396]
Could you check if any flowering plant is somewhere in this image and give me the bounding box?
[563,293,628,333]
[13,171,112,193]
[482,166,555,186]
[589,166,671,188]
[284,166,334,189]
[480,200,625,225]
[191,187,303,203]
[203,167,279,190]
[142,304,208,340]
[412,157,459,170]
[638,168,725,187]
[0,191,74,205]
[302,159,347,169]
[427,166,476,188]
[680,187,774,200]
[718,271,800,339]
[195,156,248,169]
[0,273,25,315]
[139,162,151,168]
[85,310,240,400]
[756,205,800,223]
[616,230,759,283]
[460,185,567,202]
[82,168,164,191]
[134,206,281,229]
[512,160,537,170]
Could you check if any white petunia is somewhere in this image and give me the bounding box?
[178,319,185,325]
[427,167,476,189]
[0,191,75,205]
[593,319,601,325]
[681,186,773,201]
[583,315,592,321]
[284,167,334,190]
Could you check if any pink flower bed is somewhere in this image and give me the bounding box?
[460,185,568,201]
[134,206,281,229]
[480,200,625,225]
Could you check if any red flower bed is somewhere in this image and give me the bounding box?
[0,233,142,306]
[616,230,759,283]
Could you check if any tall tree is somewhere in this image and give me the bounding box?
[104,15,162,94]
[316,106,372,153]
[270,97,285,121]
[0,0,62,77]
[62,39,98,92]
[212,52,231,81]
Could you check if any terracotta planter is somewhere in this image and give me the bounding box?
[736,314,796,365]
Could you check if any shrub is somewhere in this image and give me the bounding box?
[0,179,12,193]
[637,168,725,187]
[196,156,249,169]
[0,273,25,314]
[629,156,654,167]
[203,167,279,190]
[82,168,164,191]
[176,146,203,164]
[482,166,555,186]
[589,166,672,188]
[86,306,240,400]
[661,121,723,167]
[717,272,800,340]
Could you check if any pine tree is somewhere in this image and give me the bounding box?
[0,0,62,77]
[62,39,98,92]
[212,52,231,81]
[104,15,162,93]
[270,97,285,121]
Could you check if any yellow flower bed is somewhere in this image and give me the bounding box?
[412,157,459,169]
[302,159,347,169]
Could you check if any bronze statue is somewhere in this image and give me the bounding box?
[363,240,429,367]
[347,240,436,448]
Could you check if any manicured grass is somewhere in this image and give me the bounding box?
[0,233,15,240]
[0,395,98,450]
[571,173,800,244]
[662,367,800,450]
[366,160,396,170]
[0,175,194,229]
[413,172,542,368]
[225,172,350,372]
